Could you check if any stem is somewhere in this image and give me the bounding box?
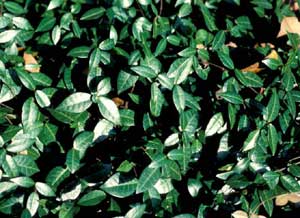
[202,60,227,71]
[159,0,163,16]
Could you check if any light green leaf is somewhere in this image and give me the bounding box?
[26,192,39,217]
[173,85,186,112]
[47,0,63,10]
[267,124,278,156]
[80,7,106,21]
[131,65,157,79]
[180,110,199,133]
[280,175,300,192]
[10,177,34,188]
[101,173,138,198]
[242,129,260,151]
[52,25,61,45]
[77,190,106,206]
[97,77,111,96]
[167,57,193,84]
[263,89,280,122]
[13,155,39,176]
[97,96,120,125]
[150,83,165,117]
[56,92,92,113]
[205,112,224,137]
[35,182,55,197]
[46,167,70,189]
[22,97,40,129]
[0,30,20,43]
[67,46,91,58]
[125,204,146,218]
[35,90,51,108]
[65,149,80,174]
[263,171,279,189]
[117,70,138,94]
[164,133,179,147]
[219,92,243,104]
[136,167,161,194]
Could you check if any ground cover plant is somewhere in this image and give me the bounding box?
[1,0,300,217]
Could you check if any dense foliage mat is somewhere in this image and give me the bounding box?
[1,0,300,217]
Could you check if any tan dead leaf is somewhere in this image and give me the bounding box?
[23,52,40,73]
[112,97,125,107]
[265,49,279,60]
[255,43,275,49]
[19,150,28,155]
[277,16,300,37]
[241,62,264,74]
[287,193,300,203]
[232,210,248,218]
[196,44,206,50]
[275,194,289,206]
[17,47,25,52]
[226,41,238,48]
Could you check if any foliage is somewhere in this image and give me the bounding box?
[1,0,300,217]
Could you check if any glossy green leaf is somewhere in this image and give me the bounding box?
[235,69,263,87]
[77,190,106,206]
[26,192,39,217]
[173,85,186,112]
[205,112,224,137]
[167,57,193,84]
[150,83,165,117]
[267,123,278,156]
[280,175,300,192]
[67,46,91,58]
[242,129,260,151]
[36,17,56,32]
[65,149,80,174]
[263,89,280,123]
[0,30,20,43]
[97,96,120,125]
[125,204,146,218]
[46,167,70,189]
[56,92,92,113]
[136,167,161,194]
[80,7,105,21]
[35,182,55,197]
[219,92,243,104]
[101,173,138,198]
[131,65,157,79]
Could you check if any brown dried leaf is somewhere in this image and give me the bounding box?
[277,17,300,37]
[275,194,289,206]
[226,41,238,48]
[287,193,300,203]
[232,210,248,218]
[265,50,279,60]
[112,97,125,107]
[241,62,264,74]
[196,44,206,50]
[23,52,40,73]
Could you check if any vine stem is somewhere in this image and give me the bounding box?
[159,0,163,16]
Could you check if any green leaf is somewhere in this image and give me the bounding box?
[117,70,138,94]
[97,96,120,125]
[47,0,64,10]
[46,167,70,189]
[288,164,300,178]
[36,17,56,32]
[131,65,157,79]
[187,179,202,198]
[125,204,146,218]
[4,1,25,15]
[101,173,138,198]
[219,92,243,104]
[80,7,106,21]
[212,31,226,50]
[0,30,20,43]
[35,89,51,108]
[178,4,192,18]
[173,85,186,112]
[67,46,91,58]
[180,110,199,133]
[59,202,74,218]
[52,25,61,45]
[205,112,224,137]
[35,182,56,197]
[73,131,94,158]
[56,92,92,113]
[162,160,182,181]
[65,149,80,174]
[15,68,36,91]
[263,89,280,123]
[280,175,300,192]
[21,97,40,129]
[235,69,263,87]
[217,48,234,69]
[96,77,111,96]
[199,3,217,31]
[259,190,273,217]
[267,124,278,156]
[167,57,193,84]
[99,39,115,51]
[150,83,165,117]
[136,167,161,194]
[38,122,58,145]
[263,171,279,189]
[7,132,35,153]
[120,109,135,127]
[13,155,39,176]
[10,177,34,188]
[242,129,260,151]
[77,190,106,206]
[26,192,39,217]
[282,71,296,92]
[164,133,179,147]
